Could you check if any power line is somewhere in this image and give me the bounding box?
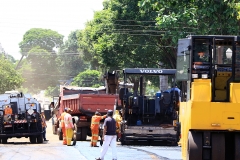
[115,43,175,48]
[114,20,157,23]
[20,53,81,55]
[22,72,76,78]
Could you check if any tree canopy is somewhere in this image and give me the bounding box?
[11,1,240,94]
[57,30,89,79]
[19,28,64,54]
[136,0,240,89]
[18,28,64,93]
[78,0,163,72]
[71,70,103,87]
[78,0,240,72]
[0,56,23,93]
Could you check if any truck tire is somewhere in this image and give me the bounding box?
[76,127,81,141]
[30,136,36,143]
[37,135,43,143]
[81,127,87,141]
[76,127,87,141]
[59,131,63,140]
[2,138,7,144]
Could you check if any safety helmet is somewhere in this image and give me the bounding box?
[107,110,113,116]
[115,110,119,114]
[95,111,101,116]
[67,108,73,112]
[64,108,68,111]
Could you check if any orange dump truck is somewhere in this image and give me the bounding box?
[53,85,118,141]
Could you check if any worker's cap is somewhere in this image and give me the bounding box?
[95,111,101,116]
[107,110,113,116]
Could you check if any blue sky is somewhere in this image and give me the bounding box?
[0,0,103,59]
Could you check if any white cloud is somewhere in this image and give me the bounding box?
[0,0,103,59]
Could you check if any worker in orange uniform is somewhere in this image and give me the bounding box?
[60,108,68,145]
[4,106,12,115]
[64,108,74,146]
[91,111,107,147]
[113,110,122,141]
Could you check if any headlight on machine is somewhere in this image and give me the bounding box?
[201,74,208,78]
[192,74,198,78]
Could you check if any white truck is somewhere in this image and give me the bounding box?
[0,91,43,144]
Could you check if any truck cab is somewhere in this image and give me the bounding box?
[0,91,43,144]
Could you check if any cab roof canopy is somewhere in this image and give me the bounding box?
[5,91,20,94]
[123,68,176,75]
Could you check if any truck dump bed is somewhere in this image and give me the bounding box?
[55,85,118,141]
[61,93,117,115]
[60,86,117,115]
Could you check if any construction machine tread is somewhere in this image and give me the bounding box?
[212,133,225,160]
[187,131,202,160]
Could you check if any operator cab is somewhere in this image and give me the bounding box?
[177,35,240,102]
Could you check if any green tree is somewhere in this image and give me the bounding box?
[45,30,90,97]
[5,54,16,64]
[78,0,162,71]
[18,28,64,93]
[71,70,103,87]
[138,0,240,68]
[19,28,63,54]
[57,30,89,79]
[21,47,58,91]
[45,86,59,97]
[0,56,23,93]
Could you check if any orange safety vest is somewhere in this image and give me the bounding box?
[64,113,74,129]
[91,115,106,131]
[5,107,12,115]
[113,112,122,133]
[60,112,67,128]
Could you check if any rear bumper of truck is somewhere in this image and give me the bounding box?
[0,132,43,138]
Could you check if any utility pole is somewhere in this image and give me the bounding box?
[158,62,168,91]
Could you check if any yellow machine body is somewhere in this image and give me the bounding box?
[177,35,240,160]
[180,79,240,159]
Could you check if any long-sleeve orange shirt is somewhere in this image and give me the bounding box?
[91,115,107,131]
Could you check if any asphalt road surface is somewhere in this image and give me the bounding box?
[0,120,182,160]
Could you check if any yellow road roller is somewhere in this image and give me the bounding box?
[176,35,240,160]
